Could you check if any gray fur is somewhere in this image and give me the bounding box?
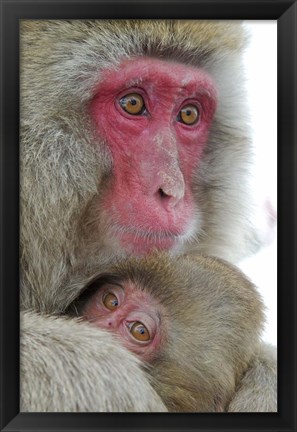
[21,311,167,412]
[228,344,277,412]
[19,20,275,412]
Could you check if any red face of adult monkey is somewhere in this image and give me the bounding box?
[20,21,270,413]
[90,58,217,255]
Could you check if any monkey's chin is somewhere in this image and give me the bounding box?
[108,225,195,257]
[119,233,176,256]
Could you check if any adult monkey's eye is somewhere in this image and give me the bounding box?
[119,93,145,115]
[102,292,119,310]
[178,104,199,125]
[128,321,150,341]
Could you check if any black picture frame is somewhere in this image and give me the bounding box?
[0,1,296,431]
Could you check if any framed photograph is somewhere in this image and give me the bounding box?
[1,1,296,431]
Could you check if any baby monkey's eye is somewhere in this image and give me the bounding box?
[128,321,150,341]
[102,292,119,310]
[178,104,199,125]
[119,93,145,115]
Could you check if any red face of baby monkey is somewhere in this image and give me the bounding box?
[80,276,165,362]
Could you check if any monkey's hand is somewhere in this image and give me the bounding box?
[227,343,277,412]
[20,311,167,412]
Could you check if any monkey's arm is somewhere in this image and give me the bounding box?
[20,311,167,412]
[227,343,277,412]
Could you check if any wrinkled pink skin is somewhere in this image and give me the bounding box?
[81,282,165,362]
[91,58,217,255]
